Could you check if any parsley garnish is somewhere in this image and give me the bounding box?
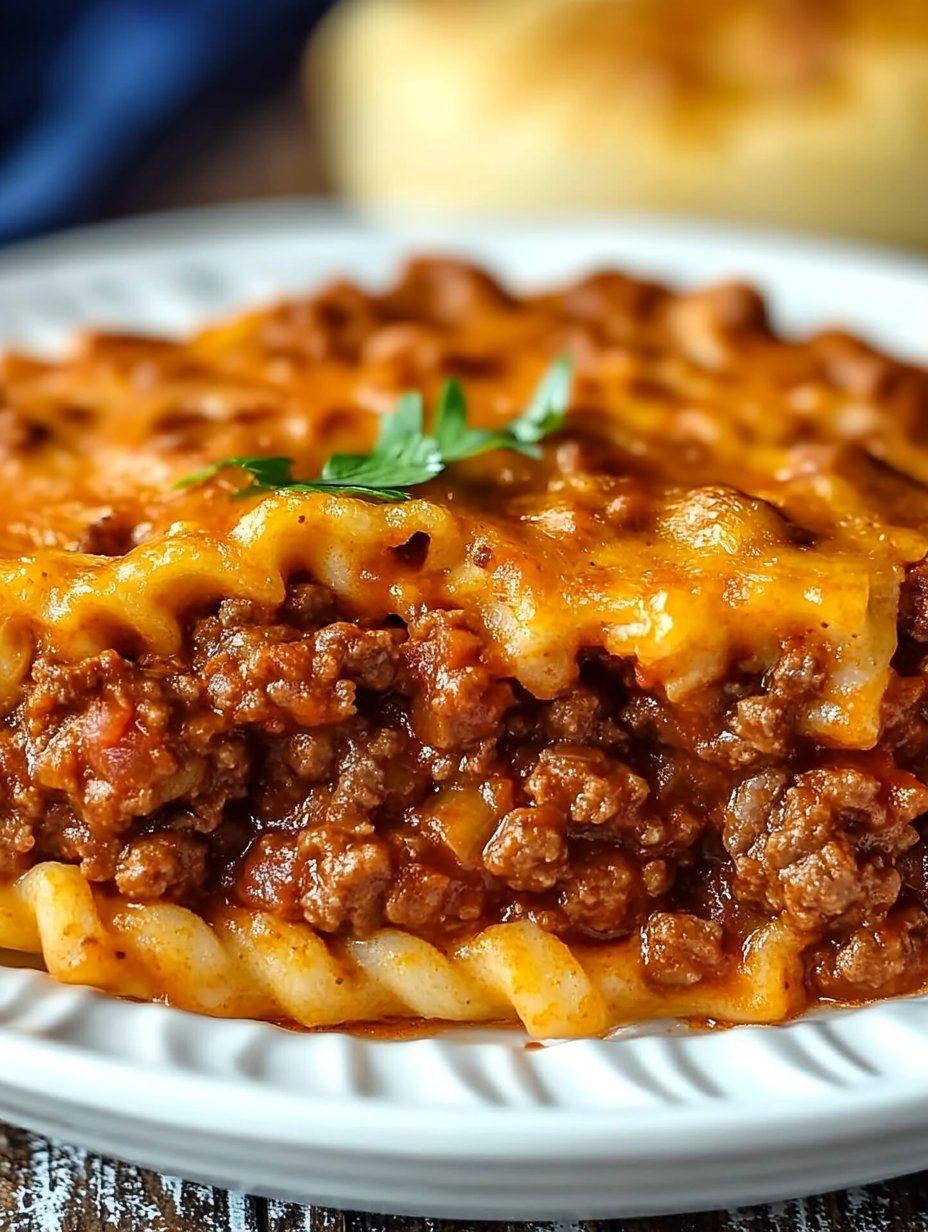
[176,355,573,502]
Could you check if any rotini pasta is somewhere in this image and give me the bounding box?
[0,864,804,1037]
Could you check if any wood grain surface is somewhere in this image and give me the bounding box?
[0,1124,923,1232]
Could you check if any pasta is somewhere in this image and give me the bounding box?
[0,257,927,1036]
[0,863,802,1036]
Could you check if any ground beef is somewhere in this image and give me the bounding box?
[236,833,303,917]
[194,603,402,732]
[34,799,122,882]
[481,806,568,892]
[401,610,515,749]
[618,808,705,877]
[542,685,626,747]
[252,719,426,836]
[384,861,484,932]
[75,509,137,556]
[900,562,928,643]
[706,641,827,767]
[283,731,337,782]
[332,728,395,815]
[811,906,928,998]
[114,832,207,901]
[724,765,928,932]
[557,849,647,938]
[729,643,825,755]
[642,912,728,989]
[525,745,649,826]
[297,824,392,935]
[260,280,382,364]
[381,258,515,328]
[0,732,41,875]
[24,650,250,834]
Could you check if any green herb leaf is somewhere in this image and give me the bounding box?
[173,455,297,491]
[433,378,505,461]
[509,353,573,444]
[321,390,442,490]
[176,356,573,502]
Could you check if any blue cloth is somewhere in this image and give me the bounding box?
[0,0,330,244]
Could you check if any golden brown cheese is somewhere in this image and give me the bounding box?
[2,267,927,743]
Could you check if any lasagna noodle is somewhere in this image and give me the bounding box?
[0,863,804,1037]
[0,491,913,744]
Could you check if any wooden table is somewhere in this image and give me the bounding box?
[1,1122,925,1230]
[10,73,922,1232]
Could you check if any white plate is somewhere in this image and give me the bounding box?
[2,202,928,1220]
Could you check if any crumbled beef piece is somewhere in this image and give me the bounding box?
[115,832,206,901]
[879,672,928,758]
[298,824,392,934]
[718,641,826,762]
[900,562,928,643]
[34,800,121,881]
[195,612,402,731]
[543,686,624,747]
[482,806,568,892]
[812,906,928,997]
[402,610,514,750]
[723,767,789,873]
[329,727,405,822]
[781,841,887,932]
[641,858,674,896]
[0,732,41,874]
[642,912,728,988]
[384,861,484,931]
[457,739,499,780]
[236,833,303,917]
[561,270,666,346]
[315,623,402,692]
[280,582,336,630]
[20,645,251,877]
[383,862,449,929]
[558,849,647,938]
[28,652,209,829]
[284,731,336,781]
[26,649,132,718]
[725,765,928,931]
[526,745,649,826]
[626,804,705,858]
[214,596,270,628]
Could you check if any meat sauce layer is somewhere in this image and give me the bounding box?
[5,576,928,1001]
[3,258,928,1006]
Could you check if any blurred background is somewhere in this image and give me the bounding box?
[2,0,927,249]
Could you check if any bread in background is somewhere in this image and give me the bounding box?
[310,0,928,246]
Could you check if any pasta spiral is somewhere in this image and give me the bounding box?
[0,863,805,1038]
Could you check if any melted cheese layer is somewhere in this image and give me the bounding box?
[2,260,928,748]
